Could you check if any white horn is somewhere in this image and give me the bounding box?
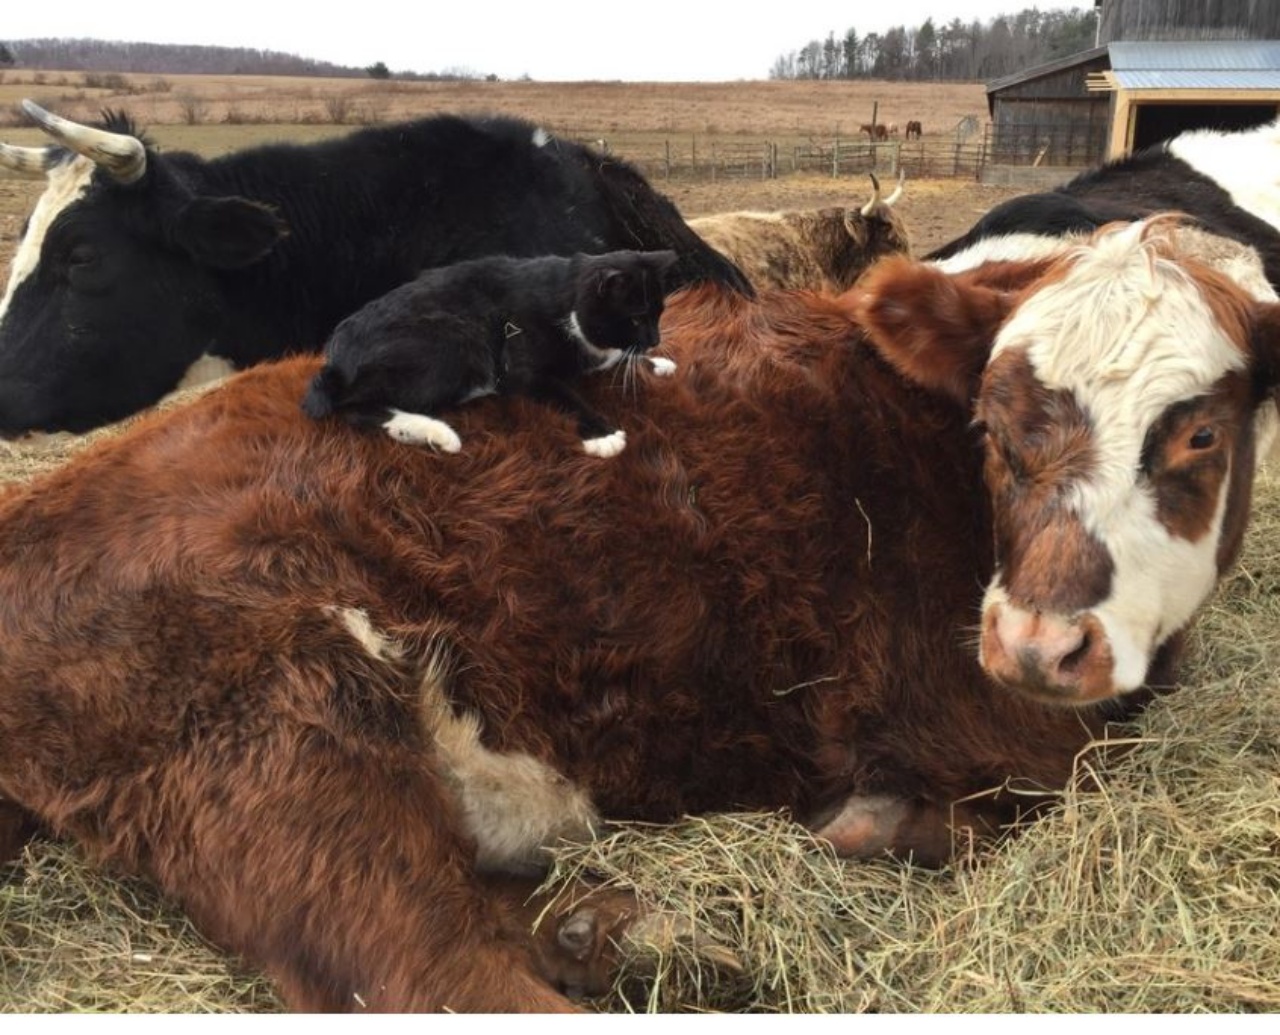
[884,170,905,207]
[860,173,882,217]
[22,99,147,184]
[0,141,58,179]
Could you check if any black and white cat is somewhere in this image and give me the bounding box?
[301,250,679,457]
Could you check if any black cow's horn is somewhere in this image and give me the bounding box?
[0,141,58,179]
[22,99,147,184]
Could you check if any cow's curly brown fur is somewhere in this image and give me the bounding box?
[0,271,1232,1010]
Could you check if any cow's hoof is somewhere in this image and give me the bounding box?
[530,887,640,999]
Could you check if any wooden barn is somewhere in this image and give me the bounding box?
[984,0,1280,175]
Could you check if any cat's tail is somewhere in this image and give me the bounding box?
[301,366,346,420]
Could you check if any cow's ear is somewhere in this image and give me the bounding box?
[173,196,289,269]
[851,256,1013,407]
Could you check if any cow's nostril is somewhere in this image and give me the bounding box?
[1058,629,1092,677]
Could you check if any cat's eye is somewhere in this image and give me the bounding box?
[1189,426,1216,450]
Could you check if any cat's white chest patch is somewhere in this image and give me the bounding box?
[383,409,462,452]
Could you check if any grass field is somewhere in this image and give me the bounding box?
[0,71,989,139]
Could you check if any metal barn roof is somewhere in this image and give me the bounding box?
[989,39,1280,96]
[1109,40,1280,90]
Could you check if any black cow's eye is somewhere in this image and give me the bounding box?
[1189,426,1216,450]
[67,244,97,268]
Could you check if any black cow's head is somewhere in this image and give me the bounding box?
[0,101,287,435]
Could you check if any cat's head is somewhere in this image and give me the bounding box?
[572,250,679,353]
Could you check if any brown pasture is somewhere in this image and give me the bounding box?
[0,72,1021,282]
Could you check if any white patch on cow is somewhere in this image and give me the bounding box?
[417,647,599,875]
[987,221,1248,693]
[329,606,404,661]
[328,613,600,874]
[382,409,462,452]
[583,429,626,458]
[1169,119,1280,235]
[647,356,677,377]
[0,156,96,326]
[532,127,551,148]
[562,311,624,370]
[173,353,237,392]
[930,232,1081,274]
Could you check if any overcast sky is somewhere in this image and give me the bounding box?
[7,2,1096,81]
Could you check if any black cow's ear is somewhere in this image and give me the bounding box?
[173,196,289,269]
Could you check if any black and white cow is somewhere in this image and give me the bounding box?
[927,118,1280,288]
[0,101,751,437]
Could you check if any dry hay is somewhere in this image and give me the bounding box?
[1,408,1279,1013]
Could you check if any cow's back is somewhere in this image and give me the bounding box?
[0,284,1103,837]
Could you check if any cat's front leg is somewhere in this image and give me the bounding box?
[523,379,626,458]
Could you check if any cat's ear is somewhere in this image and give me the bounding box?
[595,264,635,298]
[649,249,679,275]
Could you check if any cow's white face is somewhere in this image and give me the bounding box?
[0,156,96,329]
[976,221,1259,702]
[856,218,1280,706]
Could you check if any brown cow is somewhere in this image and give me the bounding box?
[688,174,909,293]
[0,218,1275,1011]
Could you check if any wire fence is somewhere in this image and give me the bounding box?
[585,121,1104,183]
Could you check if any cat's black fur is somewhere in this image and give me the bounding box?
[301,249,679,455]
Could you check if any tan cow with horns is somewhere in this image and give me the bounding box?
[688,172,910,293]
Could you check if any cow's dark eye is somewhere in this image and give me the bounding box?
[67,244,97,268]
[1189,426,1216,450]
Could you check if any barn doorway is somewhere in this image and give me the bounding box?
[1132,102,1279,150]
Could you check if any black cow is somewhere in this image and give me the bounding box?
[927,119,1280,286]
[0,101,751,436]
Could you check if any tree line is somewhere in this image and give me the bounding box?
[0,39,490,81]
[770,6,1097,81]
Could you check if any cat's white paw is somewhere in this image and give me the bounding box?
[583,429,627,458]
[382,410,462,453]
[647,356,677,377]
